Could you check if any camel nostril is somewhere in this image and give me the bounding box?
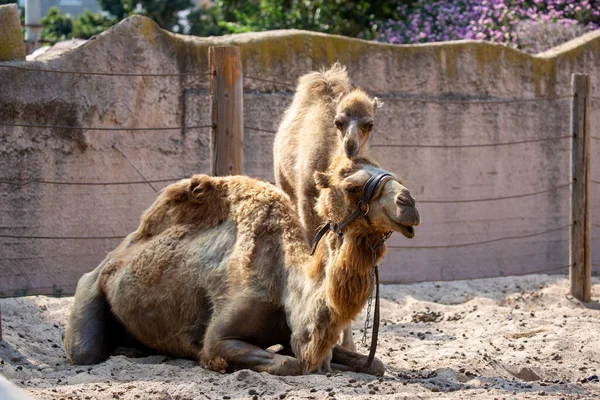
[344,141,358,157]
[396,190,415,207]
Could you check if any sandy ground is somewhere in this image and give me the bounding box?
[0,274,599,400]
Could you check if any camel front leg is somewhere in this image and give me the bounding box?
[340,324,356,351]
[203,339,302,376]
[330,344,385,376]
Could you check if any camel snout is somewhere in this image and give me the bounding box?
[343,138,359,158]
[403,207,420,227]
[395,189,416,208]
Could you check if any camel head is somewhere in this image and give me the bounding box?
[334,89,382,158]
[314,156,419,240]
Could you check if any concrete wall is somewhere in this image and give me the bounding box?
[1,15,599,296]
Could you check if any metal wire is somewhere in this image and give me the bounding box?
[246,126,277,133]
[0,121,212,131]
[0,178,183,186]
[113,145,158,193]
[592,136,600,141]
[592,180,600,185]
[0,234,125,240]
[0,64,212,77]
[419,182,571,204]
[378,94,574,104]
[389,224,570,249]
[387,264,573,285]
[244,75,296,88]
[372,135,572,149]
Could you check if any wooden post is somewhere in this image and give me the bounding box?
[570,73,591,302]
[209,46,243,176]
[0,3,26,61]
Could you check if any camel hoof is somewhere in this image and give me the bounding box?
[317,351,333,374]
[356,356,385,376]
[205,356,229,374]
[272,354,303,376]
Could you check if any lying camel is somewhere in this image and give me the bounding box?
[63,156,419,375]
[273,63,382,351]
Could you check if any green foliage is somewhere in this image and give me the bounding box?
[187,5,230,37]
[137,0,193,31]
[97,0,135,20]
[34,0,410,41]
[41,6,117,43]
[41,7,74,43]
[97,0,193,31]
[193,0,405,39]
[73,9,115,39]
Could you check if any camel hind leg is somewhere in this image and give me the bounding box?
[63,265,115,365]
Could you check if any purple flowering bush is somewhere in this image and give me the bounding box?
[374,0,600,53]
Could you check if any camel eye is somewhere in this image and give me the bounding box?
[345,185,360,194]
[364,122,374,132]
[335,119,343,130]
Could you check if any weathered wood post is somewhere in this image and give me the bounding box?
[570,73,591,302]
[209,46,243,176]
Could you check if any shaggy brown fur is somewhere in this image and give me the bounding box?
[63,159,419,376]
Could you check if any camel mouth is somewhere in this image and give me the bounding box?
[395,223,415,239]
[383,208,416,239]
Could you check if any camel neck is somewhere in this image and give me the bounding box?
[284,228,386,372]
[324,229,385,322]
[294,227,387,326]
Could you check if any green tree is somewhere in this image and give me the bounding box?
[191,0,405,39]
[97,0,193,31]
[72,9,115,39]
[40,6,116,43]
[138,0,193,31]
[187,5,229,37]
[97,0,135,20]
[40,7,74,43]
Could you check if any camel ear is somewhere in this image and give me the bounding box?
[314,171,331,189]
[372,97,383,113]
[189,174,212,200]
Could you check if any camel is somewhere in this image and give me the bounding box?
[63,156,419,376]
[273,63,382,244]
[273,63,382,351]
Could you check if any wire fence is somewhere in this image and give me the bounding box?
[1,61,597,297]
[0,63,212,77]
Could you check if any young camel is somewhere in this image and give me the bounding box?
[63,156,419,375]
[273,63,382,351]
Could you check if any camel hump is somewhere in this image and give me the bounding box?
[296,62,351,102]
[135,175,229,239]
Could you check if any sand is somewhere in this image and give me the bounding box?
[1,274,599,400]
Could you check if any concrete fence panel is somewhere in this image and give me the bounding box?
[1,16,599,296]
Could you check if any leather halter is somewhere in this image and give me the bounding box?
[310,172,393,256]
[309,171,394,370]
